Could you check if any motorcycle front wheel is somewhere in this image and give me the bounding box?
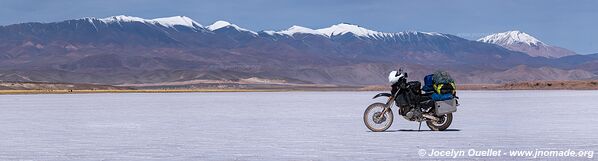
[363,103,393,132]
[426,113,453,131]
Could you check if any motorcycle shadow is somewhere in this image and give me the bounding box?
[370,129,461,132]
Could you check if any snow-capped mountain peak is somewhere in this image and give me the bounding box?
[316,23,381,37]
[99,15,147,23]
[206,20,256,34]
[478,30,576,58]
[263,23,451,40]
[206,20,232,30]
[478,30,544,46]
[151,16,201,28]
[277,25,324,36]
[98,15,201,29]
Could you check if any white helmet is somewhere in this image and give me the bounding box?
[388,70,404,84]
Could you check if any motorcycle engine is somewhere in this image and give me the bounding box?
[403,108,422,121]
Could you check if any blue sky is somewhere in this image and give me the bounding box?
[0,0,596,54]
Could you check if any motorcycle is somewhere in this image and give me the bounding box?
[363,69,458,132]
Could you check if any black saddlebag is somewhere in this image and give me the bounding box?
[407,81,421,95]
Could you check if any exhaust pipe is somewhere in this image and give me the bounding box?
[422,114,439,121]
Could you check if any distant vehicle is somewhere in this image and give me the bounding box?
[363,68,458,132]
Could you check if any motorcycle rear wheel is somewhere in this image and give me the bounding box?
[363,103,393,132]
[426,113,453,131]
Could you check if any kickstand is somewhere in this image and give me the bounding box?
[418,121,422,132]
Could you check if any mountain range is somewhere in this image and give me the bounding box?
[0,15,596,86]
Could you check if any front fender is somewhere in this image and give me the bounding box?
[372,93,392,99]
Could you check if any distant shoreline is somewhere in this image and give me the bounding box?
[361,80,598,91]
[0,89,282,95]
[1,80,596,95]
[1,88,596,95]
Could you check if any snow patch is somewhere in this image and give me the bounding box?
[99,15,202,29]
[263,23,450,40]
[277,25,325,36]
[151,16,201,28]
[262,30,276,35]
[99,15,146,23]
[316,23,381,37]
[206,20,257,35]
[298,23,446,39]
